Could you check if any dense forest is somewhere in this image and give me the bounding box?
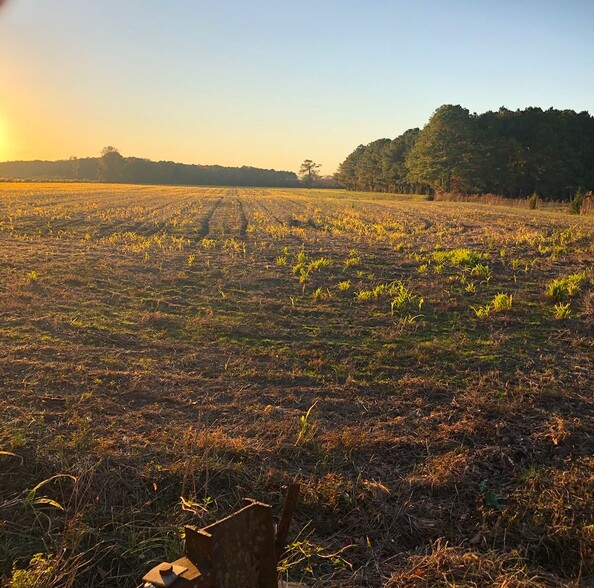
[335,105,594,199]
[0,148,299,187]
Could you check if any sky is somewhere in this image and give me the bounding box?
[0,0,593,175]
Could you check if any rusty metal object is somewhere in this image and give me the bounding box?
[275,484,300,562]
[142,561,188,587]
[143,486,299,588]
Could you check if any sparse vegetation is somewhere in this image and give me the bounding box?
[546,272,588,300]
[0,182,593,587]
[491,292,513,312]
[569,187,585,214]
[433,247,486,267]
[553,302,572,319]
[528,191,540,210]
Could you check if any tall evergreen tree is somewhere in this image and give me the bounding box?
[299,159,322,187]
[405,105,484,194]
[381,128,420,193]
[356,139,391,191]
[334,145,366,190]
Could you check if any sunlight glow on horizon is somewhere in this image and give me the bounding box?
[0,114,8,162]
[1,1,594,174]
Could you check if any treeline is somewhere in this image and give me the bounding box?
[335,105,594,199]
[0,148,299,187]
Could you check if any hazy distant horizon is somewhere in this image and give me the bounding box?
[0,150,302,175]
[1,0,593,174]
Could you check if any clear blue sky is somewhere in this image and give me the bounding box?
[0,0,592,174]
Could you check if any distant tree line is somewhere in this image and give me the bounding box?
[0,147,300,187]
[335,105,594,200]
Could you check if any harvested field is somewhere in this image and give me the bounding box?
[0,183,593,586]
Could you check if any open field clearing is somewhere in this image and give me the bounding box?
[1,183,593,586]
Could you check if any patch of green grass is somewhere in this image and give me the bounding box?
[491,293,513,312]
[432,248,487,267]
[546,273,588,300]
[553,302,572,319]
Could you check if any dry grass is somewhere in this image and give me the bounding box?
[385,540,572,587]
[0,183,593,586]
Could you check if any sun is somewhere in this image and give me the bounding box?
[0,112,12,162]
[0,115,6,161]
